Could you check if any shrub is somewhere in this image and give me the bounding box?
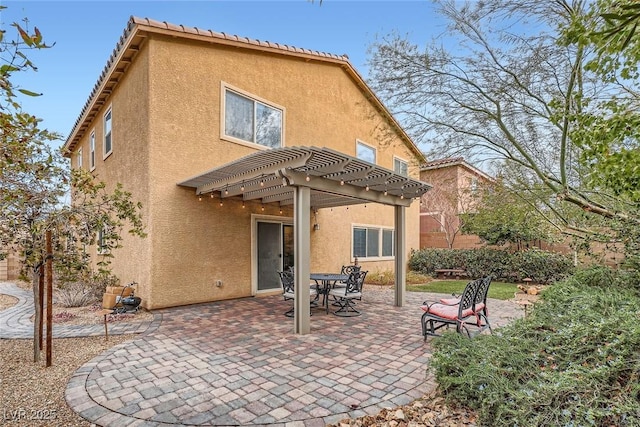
[409,248,574,284]
[55,282,96,307]
[430,271,640,426]
[53,311,77,323]
[366,270,431,286]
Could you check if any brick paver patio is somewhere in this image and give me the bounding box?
[61,288,524,426]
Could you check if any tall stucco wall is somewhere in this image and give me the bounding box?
[140,36,421,308]
[69,46,152,301]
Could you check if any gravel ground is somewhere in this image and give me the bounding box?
[1,335,135,426]
[1,284,479,427]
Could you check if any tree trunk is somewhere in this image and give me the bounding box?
[32,267,42,363]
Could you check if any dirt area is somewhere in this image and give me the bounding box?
[0,293,18,311]
[33,303,154,325]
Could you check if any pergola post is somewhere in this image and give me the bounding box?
[293,186,311,334]
[394,205,406,307]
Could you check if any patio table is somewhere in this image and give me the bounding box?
[311,273,349,313]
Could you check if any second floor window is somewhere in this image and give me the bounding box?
[356,140,376,164]
[104,108,112,156]
[89,131,96,170]
[394,157,408,176]
[223,87,282,148]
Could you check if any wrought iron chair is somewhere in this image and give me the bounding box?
[279,270,318,317]
[331,264,362,304]
[420,277,492,340]
[328,270,367,317]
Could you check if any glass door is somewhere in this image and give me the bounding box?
[257,221,294,292]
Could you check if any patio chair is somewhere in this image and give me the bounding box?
[328,270,367,317]
[420,277,490,340]
[437,276,492,333]
[331,264,362,304]
[279,270,318,317]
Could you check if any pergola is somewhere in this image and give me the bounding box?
[178,146,432,334]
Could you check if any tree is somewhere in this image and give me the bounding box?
[420,162,479,248]
[0,10,146,362]
[367,0,639,246]
[461,179,560,249]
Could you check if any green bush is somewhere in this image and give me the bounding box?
[409,248,574,284]
[429,268,640,426]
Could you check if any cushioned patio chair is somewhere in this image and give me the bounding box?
[328,270,367,317]
[279,270,318,317]
[420,277,491,340]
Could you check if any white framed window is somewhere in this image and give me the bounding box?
[352,225,394,259]
[76,148,83,169]
[221,83,283,149]
[103,107,112,158]
[356,140,376,164]
[469,177,479,193]
[97,228,108,254]
[393,156,408,176]
[89,131,96,171]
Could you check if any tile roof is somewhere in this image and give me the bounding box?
[421,157,493,181]
[132,17,350,61]
[421,157,465,169]
[63,16,425,162]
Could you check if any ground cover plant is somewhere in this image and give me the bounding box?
[429,267,640,426]
[408,280,518,301]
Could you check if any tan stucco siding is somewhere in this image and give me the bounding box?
[115,35,421,308]
[68,46,152,301]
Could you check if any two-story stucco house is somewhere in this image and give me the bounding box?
[419,157,492,249]
[63,17,430,332]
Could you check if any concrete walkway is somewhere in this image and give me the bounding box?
[0,282,160,339]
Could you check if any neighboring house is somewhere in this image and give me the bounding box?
[63,17,429,318]
[0,250,21,281]
[419,157,492,249]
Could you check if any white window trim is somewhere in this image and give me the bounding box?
[103,105,113,159]
[76,148,83,169]
[351,223,395,261]
[89,130,96,171]
[356,140,377,165]
[220,82,285,150]
[393,155,409,176]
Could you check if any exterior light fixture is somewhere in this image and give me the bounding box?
[260,179,264,187]
[365,185,369,191]
[340,179,345,185]
[305,174,310,182]
[210,193,214,198]
[224,186,229,195]
[198,195,202,201]
[242,201,245,208]
[384,189,388,196]
[240,182,245,192]
[261,204,265,211]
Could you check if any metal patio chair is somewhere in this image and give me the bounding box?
[279,270,318,317]
[420,276,492,340]
[328,270,367,317]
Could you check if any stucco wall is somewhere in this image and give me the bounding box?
[70,46,152,301]
[71,33,423,309]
